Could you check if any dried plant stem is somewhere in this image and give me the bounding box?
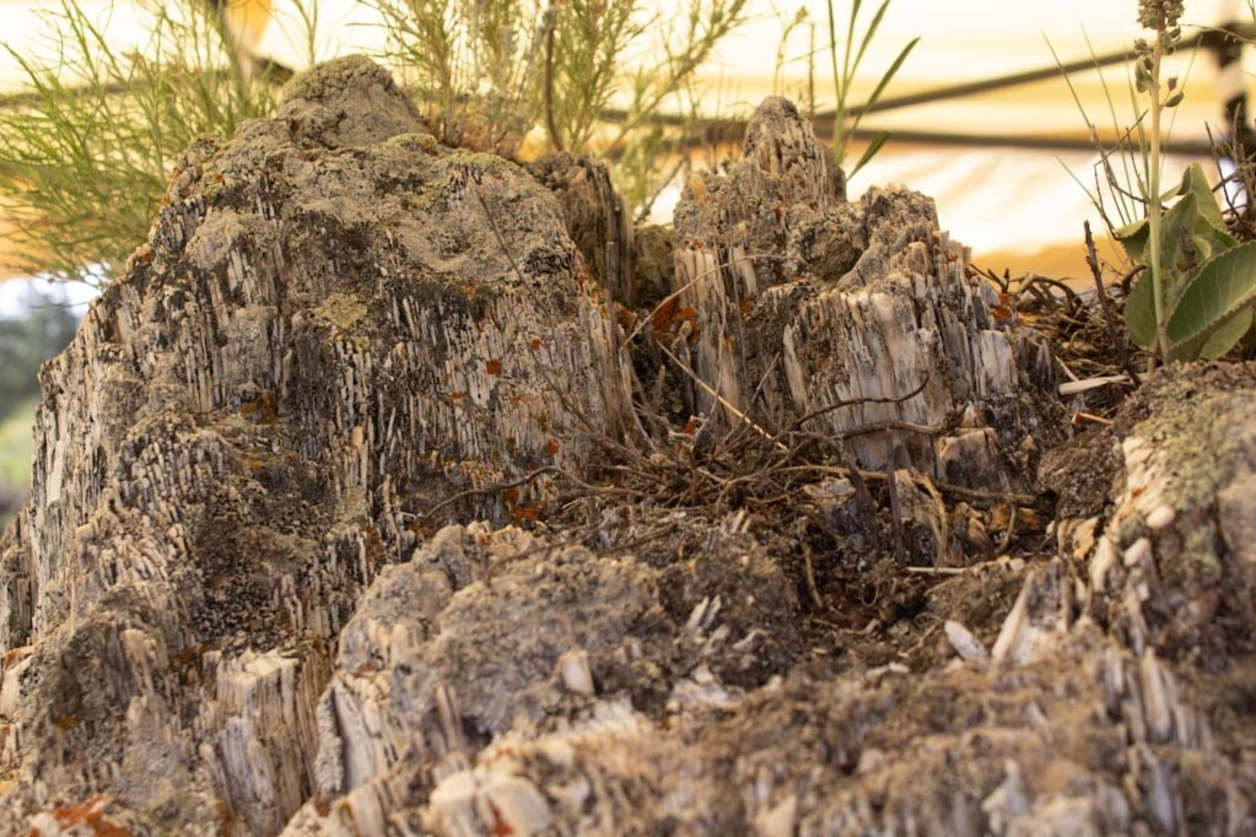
[1084,219,1139,383]
[655,341,788,453]
[1145,32,1167,367]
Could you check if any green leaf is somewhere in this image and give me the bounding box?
[1198,307,1253,359]
[1126,267,1159,349]
[1115,218,1150,262]
[1164,240,1256,359]
[1178,162,1229,236]
[849,130,889,178]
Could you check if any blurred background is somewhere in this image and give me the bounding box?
[1,0,1254,523]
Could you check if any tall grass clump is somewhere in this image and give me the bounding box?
[0,0,301,284]
[825,0,917,184]
[366,0,750,210]
[1053,0,1256,366]
[770,2,916,191]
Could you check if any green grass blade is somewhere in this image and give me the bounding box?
[852,0,891,72]
[849,130,889,178]
[856,36,918,123]
[844,0,862,81]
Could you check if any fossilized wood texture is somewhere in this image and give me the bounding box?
[0,55,628,834]
[1,66,1252,836]
[670,96,1059,491]
[274,365,1255,837]
[526,153,634,308]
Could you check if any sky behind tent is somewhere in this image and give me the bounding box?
[1,0,1254,277]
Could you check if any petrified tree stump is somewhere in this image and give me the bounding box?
[670,97,1060,492]
[1,58,1252,837]
[0,55,629,834]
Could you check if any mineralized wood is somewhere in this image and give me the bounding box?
[0,55,630,833]
[670,96,1060,491]
[1,57,1253,837]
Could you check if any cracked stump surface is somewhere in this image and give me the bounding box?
[0,57,1253,836]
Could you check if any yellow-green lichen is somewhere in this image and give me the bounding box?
[312,292,368,330]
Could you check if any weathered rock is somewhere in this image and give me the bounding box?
[284,364,1255,836]
[671,96,1060,491]
[527,153,634,308]
[1,57,1252,837]
[0,55,629,833]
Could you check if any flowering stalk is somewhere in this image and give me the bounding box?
[1136,0,1184,365]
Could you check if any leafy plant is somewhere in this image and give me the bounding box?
[0,0,296,284]
[1115,162,1256,359]
[1053,1,1256,364]
[825,0,918,183]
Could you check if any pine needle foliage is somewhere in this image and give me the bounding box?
[0,0,285,284]
[366,0,750,207]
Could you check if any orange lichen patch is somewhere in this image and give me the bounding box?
[615,304,636,332]
[486,359,502,375]
[651,297,680,333]
[40,796,130,837]
[649,299,701,344]
[546,439,559,455]
[216,798,231,837]
[508,499,547,523]
[239,390,277,424]
[2,646,31,668]
[487,800,515,836]
[992,292,1016,323]
[529,337,543,351]
[351,661,382,677]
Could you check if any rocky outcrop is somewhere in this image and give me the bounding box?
[671,97,1060,491]
[0,55,628,834]
[275,364,1256,837]
[1,55,1252,837]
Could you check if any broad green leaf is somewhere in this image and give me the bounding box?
[1116,164,1232,266]
[1198,307,1253,359]
[1125,267,1159,348]
[1157,187,1200,279]
[1164,240,1256,358]
[1115,218,1150,262]
[1179,163,1229,234]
